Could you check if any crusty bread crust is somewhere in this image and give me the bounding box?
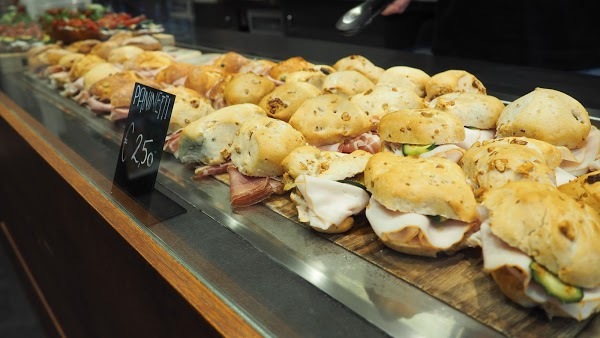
[69,54,104,80]
[89,71,143,101]
[269,56,313,81]
[289,94,372,146]
[231,116,306,177]
[322,70,374,97]
[377,66,431,97]
[377,108,465,145]
[184,65,227,97]
[559,170,600,211]
[483,181,600,288]
[496,88,591,149]
[154,62,196,85]
[332,55,384,83]
[259,81,320,122]
[460,137,560,198]
[123,51,174,72]
[224,73,275,105]
[428,92,504,129]
[364,152,478,222]
[350,85,424,119]
[163,87,214,133]
[425,70,486,102]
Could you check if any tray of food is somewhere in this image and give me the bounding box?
[23,35,600,337]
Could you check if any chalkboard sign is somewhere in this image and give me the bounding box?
[112,83,185,226]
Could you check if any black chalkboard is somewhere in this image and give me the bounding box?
[112,83,185,225]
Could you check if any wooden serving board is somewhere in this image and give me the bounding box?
[212,173,591,338]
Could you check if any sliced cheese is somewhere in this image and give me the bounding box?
[366,197,470,249]
[294,175,369,231]
[559,126,600,176]
[456,128,495,150]
[554,167,577,186]
[420,144,465,163]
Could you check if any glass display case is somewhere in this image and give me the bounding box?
[1,29,600,337]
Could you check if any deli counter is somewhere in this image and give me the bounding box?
[2,27,600,338]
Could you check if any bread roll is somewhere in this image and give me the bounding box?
[377,108,465,145]
[65,39,101,54]
[365,152,478,222]
[559,170,600,211]
[350,85,425,119]
[269,56,313,81]
[107,46,145,65]
[120,34,162,51]
[211,51,249,73]
[231,116,306,177]
[178,104,267,165]
[333,55,384,83]
[184,65,227,96]
[322,70,374,97]
[238,59,276,76]
[163,86,214,133]
[89,71,145,101]
[90,41,120,60]
[428,92,505,129]
[425,70,486,101]
[224,73,276,105]
[289,94,372,146]
[69,54,105,81]
[496,88,591,149]
[482,181,600,288]
[284,68,333,89]
[377,66,431,97]
[82,62,121,91]
[258,81,321,121]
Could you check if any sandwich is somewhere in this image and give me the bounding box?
[282,145,372,233]
[154,62,196,86]
[258,81,321,122]
[223,73,276,105]
[283,67,333,90]
[288,93,377,153]
[184,65,229,106]
[227,116,306,208]
[350,85,425,122]
[177,103,267,167]
[332,55,384,83]
[89,40,121,60]
[108,77,162,121]
[163,86,214,134]
[120,34,162,51]
[106,45,145,66]
[424,70,486,102]
[364,152,479,257]
[376,66,431,97]
[87,71,146,115]
[459,137,565,199]
[65,39,101,54]
[123,51,174,78]
[211,51,250,74]
[76,62,121,104]
[239,59,277,76]
[378,108,466,162]
[321,70,375,97]
[268,56,314,82]
[558,170,600,210]
[479,181,600,320]
[47,53,85,89]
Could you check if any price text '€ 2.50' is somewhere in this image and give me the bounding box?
[120,85,173,168]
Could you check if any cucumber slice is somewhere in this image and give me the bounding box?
[429,215,448,223]
[402,144,437,156]
[530,261,583,303]
[337,179,369,193]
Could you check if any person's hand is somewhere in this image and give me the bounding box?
[381,0,412,16]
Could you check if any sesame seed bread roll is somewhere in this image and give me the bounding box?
[224,73,276,105]
[496,88,591,149]
[428,92,505,129]
[350,85,425,119]
[322,70,375,97]
[289,94,372,147]
[482,181,600,288]
[231,117,306,177]
[178,104,267,165]
[377,66,431,97]
[425,70,486,102]
[333,55,384,83]
[377,108,465,145]
[258,81,321,122]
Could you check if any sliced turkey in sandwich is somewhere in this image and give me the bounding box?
[364,152,479,257]
[479,181,600,320]
[282,145,372,233]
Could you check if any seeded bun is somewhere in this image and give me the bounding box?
[376,66,431,97]
[350,85,425,119]
[178,104,267,165]
[65,39,101,54]
[109,77,162,108]
[239,59,276,76]
[425,70,486,102]
[184,65,227,96]
[364,152,478,222]
[69,54,105,80]
[211,51,249,73]
[559,170,600,211]
[284,69,330,89]
[428,92,505,129]
[231,117,306,177]
[377,108,465,145]
[124,51,174,73]
[269,56,313,81]
[482,181,600,288]
[258,81,321,121]
[90,40,120,60]
[154,63,196,85]
[460,137,560,198]
[107,46,145,65]
[496,88,591,149]
[333,55,384,83]
[224,73,276,105]
[322,70,374,97]
[289,94,372,146]
[88,71,145,101]
[163,86,214,133]
[82,62,121,91]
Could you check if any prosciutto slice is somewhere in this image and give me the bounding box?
[338,132,381,154]
[228,166,279,208]
[193,162,231,179]
[163,129,182,156]
[87,96,112,115]
[109,107,130,122]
